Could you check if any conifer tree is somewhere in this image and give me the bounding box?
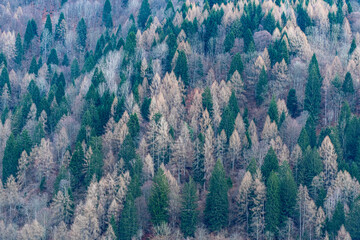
[329,202,345,236]
[138,0,151,29]
[219,106,235,140]
[268,97,279,124]
[45,14,52,34]
[304,54,322,120]
[29,57,38,75]
[346,200,360,239]
[263,11,276,34]
[342,72,354,94]
[71,59,80,81]
[228,53,244,79]
[261,147,279,182]
[180,177,198,238]
[62,54,69,66]
[256,67,268,106]
[265,171,280,236]
[349,38,356,56]
[202,87,213,116]
[47,49,59,65]
[69,142,85,188]
[103,0,113,29]
[0,67,10,93]
[204,159,229,232]
[118,193,138,240]
[244,28,255,53]
[148,168,170,226]
[279,164,297,222]
[55,13,66,43]
[174,50,189,87]
[76,18,87,51]
[24,19,37,49]
[125,31,136,56]
[287,89,298,118]
[298,128,310,151]
[14,33,23,66]
[298,146,322,187]
[2,134,19,183]
[224,31,235,52]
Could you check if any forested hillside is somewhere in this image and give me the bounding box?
[0,0,360,239]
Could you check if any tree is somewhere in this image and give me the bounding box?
[118,193,138,240]
[228,53,244,79]
[2,134,19,183]
[202,87,213,115]
[180,177,198,238]
[250,170,266,240]
[261,147,279,182]
[204,159,229,232]
[148,168,170,226]
[47,49,59,65]
[349,38,356,56]
[298,146,322,187]
[45,14,52,34]
[256,67,268,105]
[69,142,85,188]
[55,13,66,43]
[138,0,151,29]
[29,57,38,75]
[342,72,354,94]
[14,33,23,66]
[268,97,279,124]
[263,11,276,34]
[24,19,37,49]
[265,171,280,236]
[304,54,322,120]
[224,31,235,52]
[297,185,316,240]
[174,50,189,87]
[77,18,87,51]
[244,28,255,53]
[279,164,297,222]
[71,59,80,81]
[319,136,338,187]
[346,200,360,239]
[236,171,253,230]
[125,31,136,56]
[103,0,113,29]
[287,89,298,118]
[330,201,345,236]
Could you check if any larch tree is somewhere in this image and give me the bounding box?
[204,159,229,232]
[229,129,241,170]
[297,185,316,240]
[204,125,215,181]
[250,170,266,240]
[236,171,253,231]
[319,136,338,188]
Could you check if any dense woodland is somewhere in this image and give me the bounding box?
[0,0,360,239]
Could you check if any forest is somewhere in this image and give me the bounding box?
[0,0,359,239]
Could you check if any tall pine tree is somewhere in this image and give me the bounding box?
[174,50,189,87]
[180,177,198,238]
[138,0,151,29]
[265,171,280,236]
[103,0,113,29]
[148,168,170,225]
[76,18,87,51]
[204,159,229,232]
[304,54,322,121]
